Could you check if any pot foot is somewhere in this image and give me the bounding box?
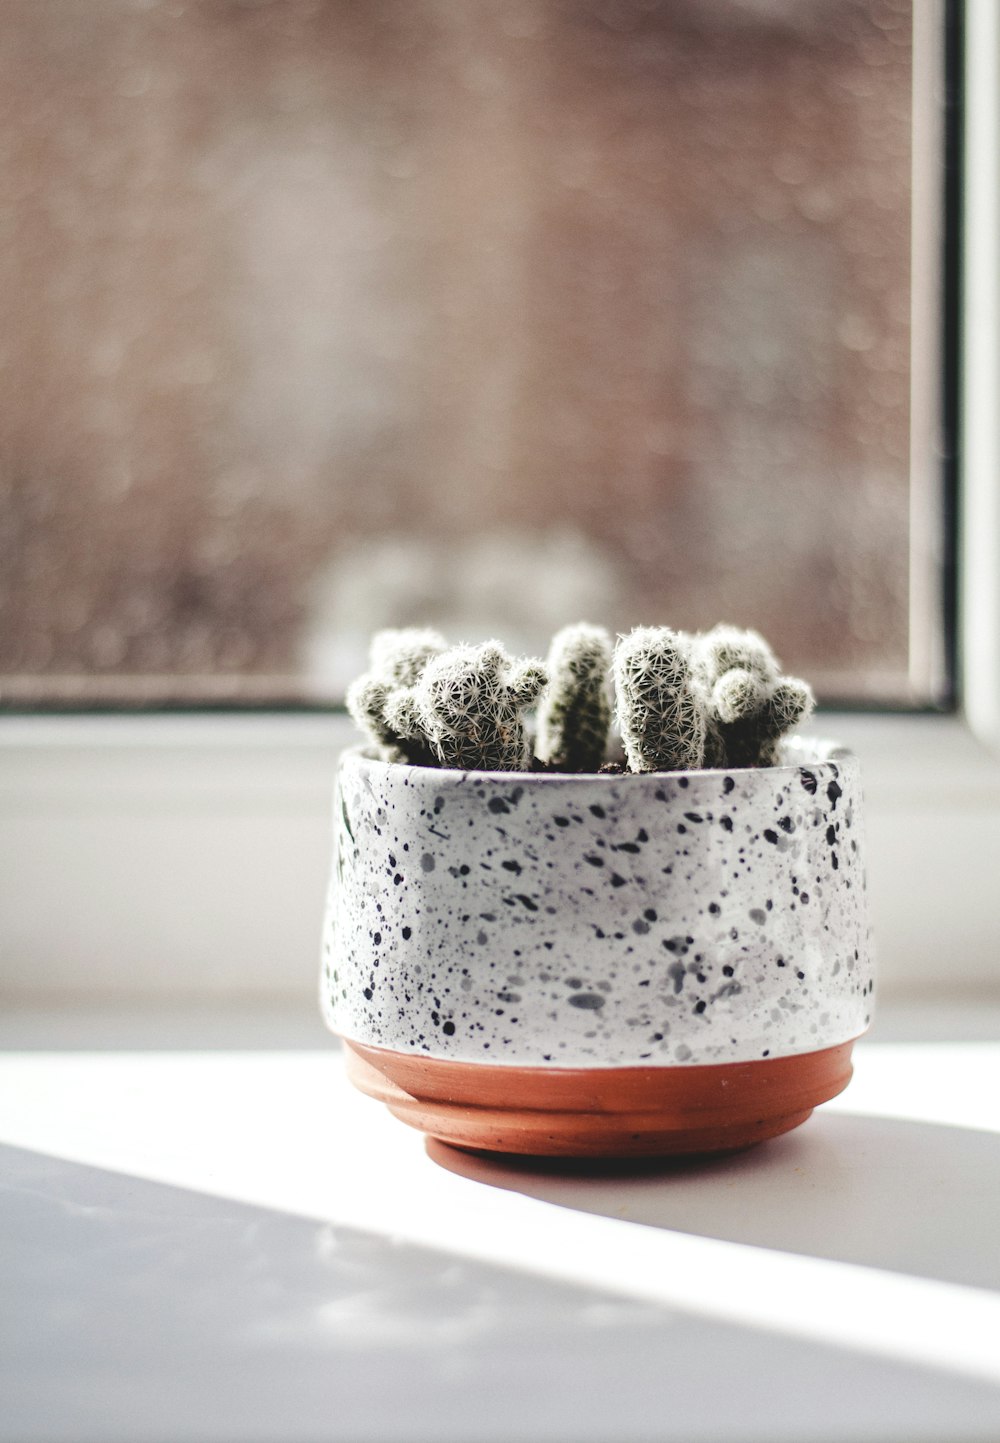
[343,1040,853,1159]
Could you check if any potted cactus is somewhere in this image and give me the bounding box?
[321,623,873,1158]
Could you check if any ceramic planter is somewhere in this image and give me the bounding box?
[321,744,874,1157]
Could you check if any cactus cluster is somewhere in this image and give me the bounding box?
[346,628,447,766]
[617,624,814,772]
[348,630,546,772]
[694,625,813,769]
[348,622,813,774]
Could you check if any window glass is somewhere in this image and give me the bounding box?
[0,0,931,706]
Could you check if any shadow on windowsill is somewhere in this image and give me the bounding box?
[4,1141,1000,1443]
[428,1108,1000,1295]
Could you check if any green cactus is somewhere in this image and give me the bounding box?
[695,624,777,685]
[694,625,814,768]
[369,627,448,687]
[346,627,447,764]
[347,621,813,774]
[712,670,814,767]
[385,641,548,772]
[612,627,707,773]
[535,623,613,773]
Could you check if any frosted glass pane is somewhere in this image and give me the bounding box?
[0,0,927,706]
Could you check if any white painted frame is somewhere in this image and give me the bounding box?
[962,0,1000,748]
[2,5,999,1007]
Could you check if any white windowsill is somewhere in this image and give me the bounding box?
[2,998,999,1442]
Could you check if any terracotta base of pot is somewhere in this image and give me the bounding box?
[342,1039,856,1158]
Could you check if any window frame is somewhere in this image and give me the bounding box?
[961,0,1000,747]
[1,0,998,1007]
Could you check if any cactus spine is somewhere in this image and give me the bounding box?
[694,624,815,768]
[535,623,613,773]
[346,627,447,764]
[613,627,707,772]
[385,641,548,772]
[369,627,448,688]
[713,671,815,767]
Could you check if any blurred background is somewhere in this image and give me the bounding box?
[0,0,930,708]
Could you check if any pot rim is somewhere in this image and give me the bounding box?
[338,740,855,785]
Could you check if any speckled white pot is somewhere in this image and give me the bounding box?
[321,744,874,1070]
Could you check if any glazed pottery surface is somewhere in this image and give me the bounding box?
[321,743,873,1154]
[322,747,873,1061]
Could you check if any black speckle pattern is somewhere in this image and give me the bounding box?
[321,747,875,1067]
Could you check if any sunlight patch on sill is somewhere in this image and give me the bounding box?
[2,1044,1000,1387]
